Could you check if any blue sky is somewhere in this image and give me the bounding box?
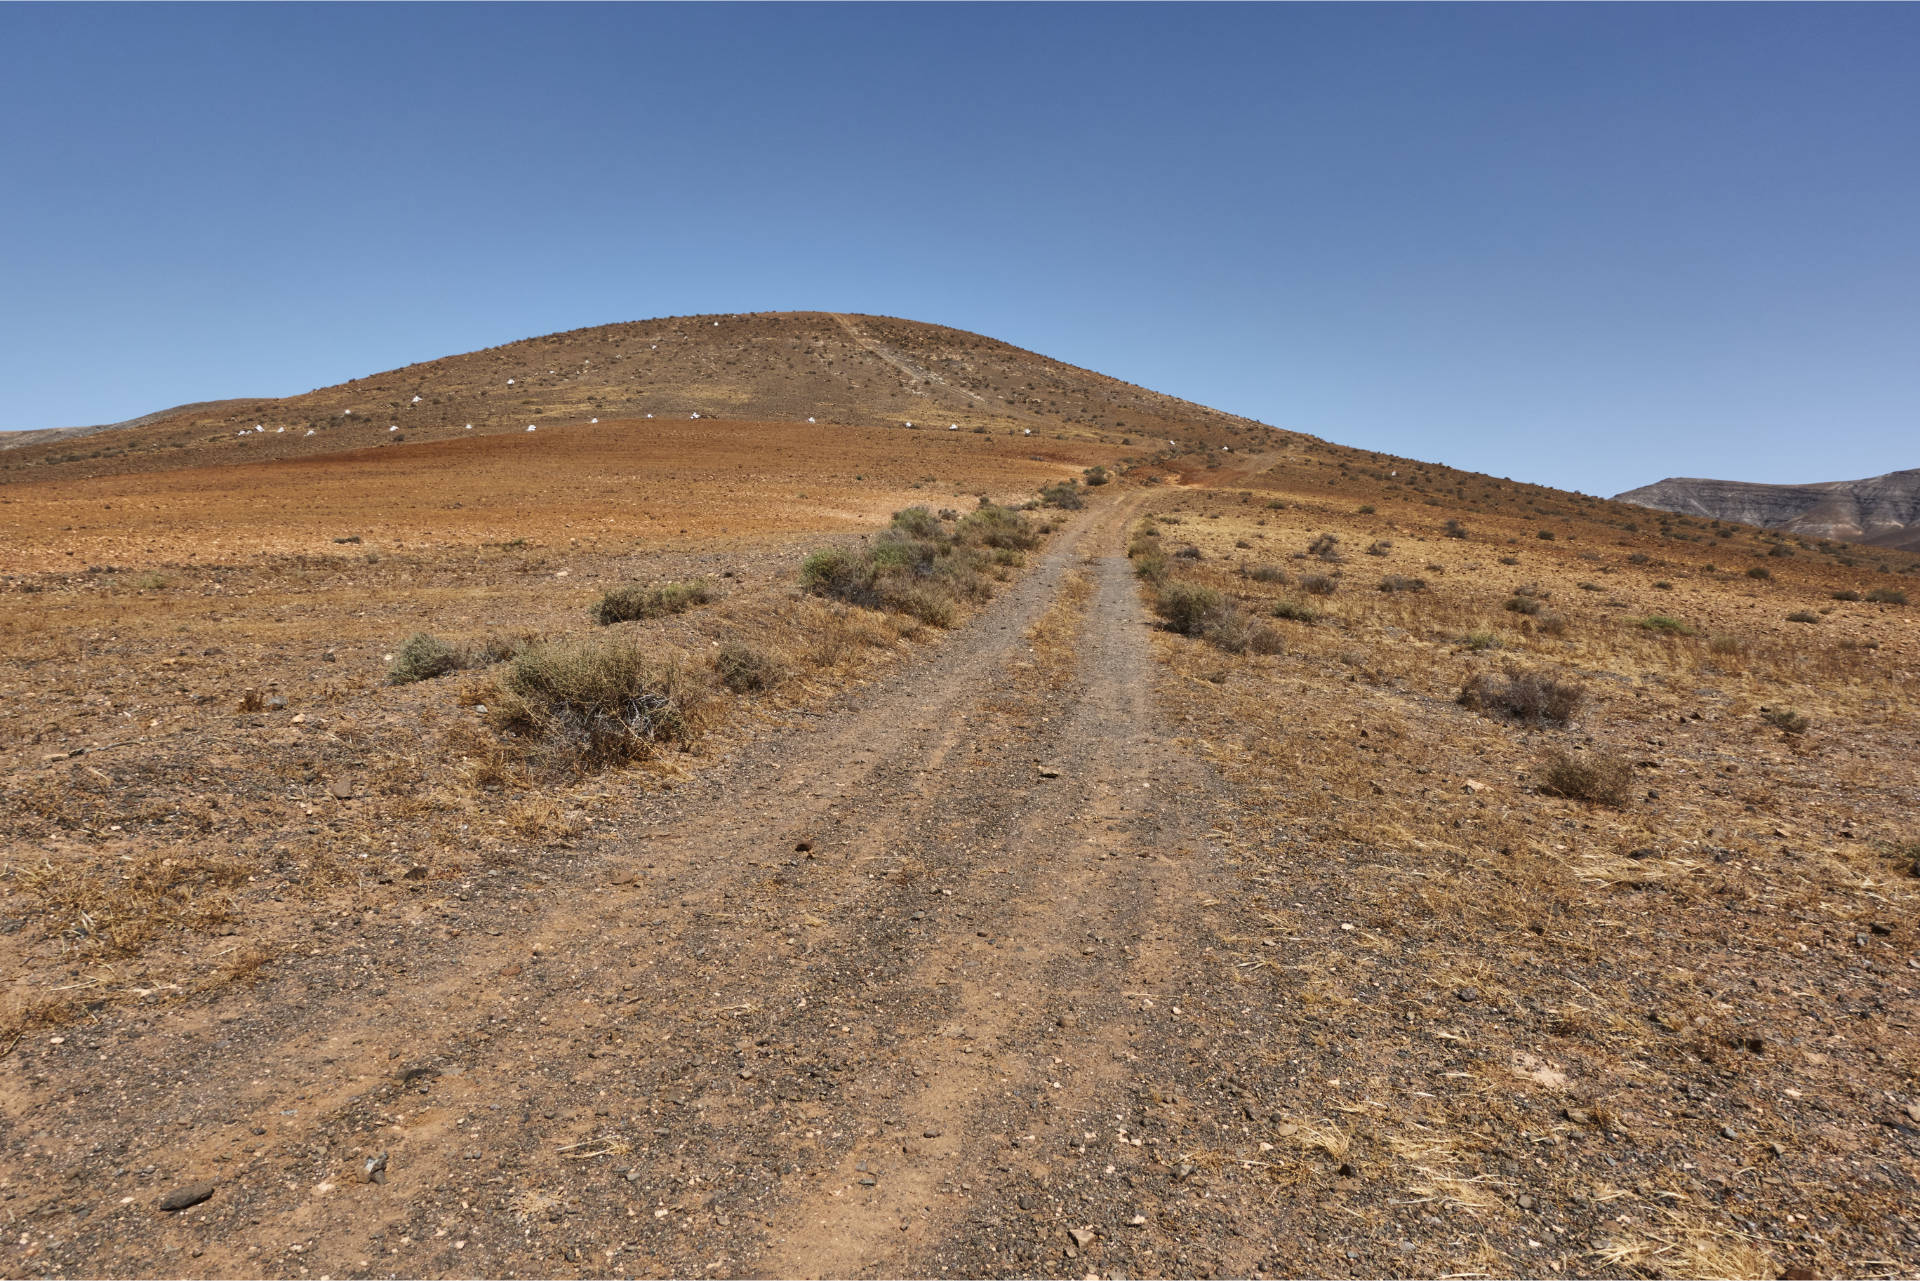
[2,3,1914,495]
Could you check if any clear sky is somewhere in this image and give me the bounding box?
[2,3,1915,496]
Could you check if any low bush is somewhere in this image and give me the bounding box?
[1747,566,1772,580]
[1639,614,1694,634]
[489,637,704,771]
[389,633,465,684]
[1443,519,1468,539]
[802,504,1039,627]
[1307,533,1344,562]
[1458,666,1585,726]
[1378,575,1427,593]
[1461,629,1500,651]
[1534,612,1570,637]
[594,578,717,625]
[714,642,783,693]
[388,631,528,684]
[1082,465,1111,487]
[1504,595,1543,616]
[1761,707,1810,734]
[1300,574,1337,596]
[1040,480,1084,509]
[1867,587,1908,605]
[1366,540,1392,557]
[1708,634,1748,657]
[1786,610,1820,624]
[1272,599,1320,624]
[1244,564,1289,584]
[1831,589,1863,602]
[1538,748,1632,806]
[1154,582,1232,637]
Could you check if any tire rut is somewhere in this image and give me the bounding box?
[3,492,1264,1281]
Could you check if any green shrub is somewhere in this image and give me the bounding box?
[890,506,944,539]
[1504,595,1543,616]
[1040,480,1084,509]
[490,637,702,770]
[1300,574,1337,596]
[1272,599,1320,624]
[1461,629,1500,652]
[1443,519,1468,540]
[714,643,783,693]
[801,547,879,608]
[1867,587,1908,605]
[1378,575,1427,593]
[594,578,716,625]
[1639,615,1694,634]
[1538,748,1632,806]
[1083,465,1111,487]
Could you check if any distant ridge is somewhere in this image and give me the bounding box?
[1615,468,1920,553]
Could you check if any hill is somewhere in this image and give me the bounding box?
[1616,468,1920,552]
[0,311,1272,481]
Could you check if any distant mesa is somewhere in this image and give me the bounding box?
[1615,469,1920,552]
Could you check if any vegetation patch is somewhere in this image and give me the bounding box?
[488,636,704,773]
[594,578,717,625]
[1537,748,1632,806]
[802,504,1040,628]
[1458,666,1585,726]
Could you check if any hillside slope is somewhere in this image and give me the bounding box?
[1617,468,1920,552]
[0,312,1273,480]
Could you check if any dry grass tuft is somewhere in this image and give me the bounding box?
[1537,748,1632,805]
[1458,666,1585,726]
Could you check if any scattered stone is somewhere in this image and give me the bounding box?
[1337,1162,1358,1178]
[1455,986,1480,1003]
[403,866,428,881]
[1871,922,1895,936]
[923,1129,942,1139]
[1069,1227,1096,1248]
[329,779,355,800]
[1626,847,1656,861]
[1462,779,1486,794]
[1563,1107,1594,1126]
[364,1151,388,1184]
[321,649,337,663]
[157,1183,215,1212]
[1515,1193,1535,1210]
[1018,1195,1035,1211]
[1037,765,1061,779]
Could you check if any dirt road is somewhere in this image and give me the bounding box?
[3,495,1282,1279]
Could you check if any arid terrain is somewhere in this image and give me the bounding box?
[3,315,1919,1280]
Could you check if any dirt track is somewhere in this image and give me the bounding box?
[2,494,1281,1279]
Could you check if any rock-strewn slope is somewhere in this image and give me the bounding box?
[1617,468,1920,551]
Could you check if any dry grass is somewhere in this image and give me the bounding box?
[1126,468,1919,1275]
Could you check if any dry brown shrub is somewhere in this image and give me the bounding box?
[1458,666,1585,726]
[1537,748,1632,805]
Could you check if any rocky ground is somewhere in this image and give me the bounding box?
[3,439,1918,1279]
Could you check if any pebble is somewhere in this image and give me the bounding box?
[157,1183,215,1212]
[1455,986,1480,1002]
[1018,1195,1035,1211]
[1069,1228,1096,1247]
